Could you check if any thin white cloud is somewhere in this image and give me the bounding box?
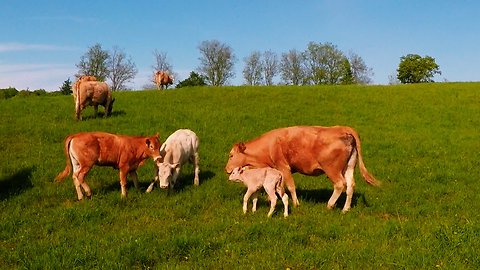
[0,63,76,91]
[0,42,77,53]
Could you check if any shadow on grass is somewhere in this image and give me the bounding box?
[100,170,216,195]
[0,167,34,200]
[81,109,127,121]
[297,188,370,210]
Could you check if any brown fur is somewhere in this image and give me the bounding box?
[55,132,161,200]
[225,126,380,211]
[74,80,114,120]
[154,71,173,90]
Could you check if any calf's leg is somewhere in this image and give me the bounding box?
[129,171,140,189]
[243,188,256,214]
[119,170,129,197]
[264,184,278,217]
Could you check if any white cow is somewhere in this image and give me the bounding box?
[229,166,289,218]
[146,129,199,192]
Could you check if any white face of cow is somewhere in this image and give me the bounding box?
[228,167,244,183]
[157,162,179,189]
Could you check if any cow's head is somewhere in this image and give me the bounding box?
[225,142,247,174]
[156,161,180,189]
[228,167,245,183]
[146,133,162,161]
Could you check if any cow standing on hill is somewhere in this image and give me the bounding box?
[225,126,380,212]
[73,76,115,120]
[55,132,162,200]
[154,71,173,90]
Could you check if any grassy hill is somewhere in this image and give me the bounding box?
[0,83,479,269]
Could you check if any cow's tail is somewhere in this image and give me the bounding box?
[55,135,73,182]
[349,128,381,186]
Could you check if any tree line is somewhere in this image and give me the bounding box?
[67,40,443,93]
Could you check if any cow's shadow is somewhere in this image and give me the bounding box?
[100,170,216,194]
[296,188,369,210]
[0,167,34,200]
[80,110,126,120]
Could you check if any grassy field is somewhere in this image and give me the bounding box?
[0,83,479,269]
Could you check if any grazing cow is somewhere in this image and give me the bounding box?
[225,126,380,212]
[154,70,174,90]
[229,166,289,218]
[55,132,162,200]
[146,129,199,192]
[74,78,114,120]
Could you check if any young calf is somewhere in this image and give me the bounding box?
[147,129,199,192]
[229,166,289,217]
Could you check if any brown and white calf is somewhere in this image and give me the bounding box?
[229,166,289,218]
[147,129,200,192]
[55,132,162,200]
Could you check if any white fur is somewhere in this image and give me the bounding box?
[147,129,200,192]
[229,167,289,218]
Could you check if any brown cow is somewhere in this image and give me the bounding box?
[154,70,173,90]
[55,132,162,200]
[74,78,114,120]
[225,126,380,212]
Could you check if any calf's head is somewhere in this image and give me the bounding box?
[228,167,245,183]
[146,133,162,161]
[156,162,180,189]
[225,142,247,174]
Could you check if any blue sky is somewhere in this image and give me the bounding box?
[1,0,479,90]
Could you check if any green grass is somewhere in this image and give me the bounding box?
[0,83,479,269]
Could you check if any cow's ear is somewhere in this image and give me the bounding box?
[237,142,246,153]
[154,132,159,138]
[146,138,151,146]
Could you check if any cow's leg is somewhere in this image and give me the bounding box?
[193,152,200,186]
[276,183,289,217]
[74,167,91,200]
[243,188,255,214]
[264,184,277,217]
[119,170,128,197]
[281,170,299,207]
[129,171,139,190]
[93,105,98,118]
[342,149,357,213]
[281,194,289,218]
[325,171,346,210]
[72,177,84,201]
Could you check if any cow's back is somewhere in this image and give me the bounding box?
[244,126,353,174]
[162,129,199,163]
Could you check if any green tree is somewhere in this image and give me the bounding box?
[303,42,345,85]
[76,43,110,81]
[176,72,207,88]
[197,40,236,86]
[397,54,441,83]
[243,51,263,85]
[59,78,72,95]
[279,49,306,85]
[340,59,354,85]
